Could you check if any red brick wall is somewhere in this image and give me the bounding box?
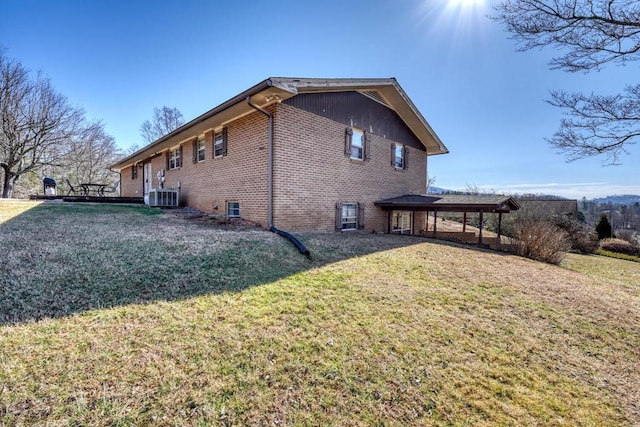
[272,103,427,233]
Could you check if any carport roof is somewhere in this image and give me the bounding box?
[374,194,521,213]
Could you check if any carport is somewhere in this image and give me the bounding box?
[374,194,521,246]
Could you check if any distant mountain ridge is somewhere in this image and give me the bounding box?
[591,195,640,205]
[427,187,640,205]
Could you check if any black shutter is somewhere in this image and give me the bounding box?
[131,164,136,180]
[178,145,183,168]
[403,146,409,169]
[345,128,353,156]
[192,140,198,163]
[335,203,342,231]
[165,151,170,170]
[390,143,396,167]
[222,127,228,157]
[364,132,371,160]
[212,133,216,159]
[357,202,365,230]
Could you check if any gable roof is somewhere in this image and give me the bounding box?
[111,77,449,170]
[375,194,521,213]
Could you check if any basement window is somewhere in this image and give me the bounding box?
[341,203,357,230]
[227,201,240,218]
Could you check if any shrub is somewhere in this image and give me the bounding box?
[551,215,597,254]
[513,218,571,265]
[599,238,640,257]
[595,214,613,240]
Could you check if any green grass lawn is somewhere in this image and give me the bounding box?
[1,201,639,425]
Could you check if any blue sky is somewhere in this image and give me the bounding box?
[2,0,638,199]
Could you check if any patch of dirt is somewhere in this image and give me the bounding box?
[165,206,264,230]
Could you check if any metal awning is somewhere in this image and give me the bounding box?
[374,194,520,244]
[374,194,520,213]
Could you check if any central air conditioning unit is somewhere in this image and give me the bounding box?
[148,189,179,207]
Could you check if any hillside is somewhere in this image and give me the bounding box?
[592,194,640,205]
[0,201,638,425]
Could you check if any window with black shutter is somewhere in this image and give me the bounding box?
[192,139,198,164]
[214,127,228,158]
[168,146,181,170]
[194,137,205,162]
[364,132,371,161]
[403,145,409,169]
[336,202,359,231]
[346,127,370,161]
[344,128,353,156]
[391,143,408,169]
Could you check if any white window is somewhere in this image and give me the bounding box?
[341,203,357,230]
[214,131,225,158]
[168,147,181,169]
[392,211,412,234]
[351,129,364,160]
[197,137,205,162]
[227,201,240,218]
[394,143,404,169]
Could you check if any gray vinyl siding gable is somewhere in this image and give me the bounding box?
[283,91,425,152]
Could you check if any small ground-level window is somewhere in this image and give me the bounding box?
[341,203,357,230]
[392,211,412,234]
[227,201,240,218]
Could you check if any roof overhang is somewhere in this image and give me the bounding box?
[111,77,449,171]
[375,194,521,213]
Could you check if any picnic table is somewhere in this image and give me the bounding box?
[81,183,108,197]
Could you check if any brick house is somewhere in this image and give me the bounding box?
[111,77,449,233]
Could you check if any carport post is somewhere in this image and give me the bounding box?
[433,210,437,238]
[412,210,416,236]
[478,211,484,246]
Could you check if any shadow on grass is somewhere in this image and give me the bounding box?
[0,201,502,326]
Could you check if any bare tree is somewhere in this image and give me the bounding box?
[493,0,640,164]
[139,106,184,143]
[64,120,120,185]
[0,49,84,197]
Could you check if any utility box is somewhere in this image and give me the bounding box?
[148,189,179,207]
